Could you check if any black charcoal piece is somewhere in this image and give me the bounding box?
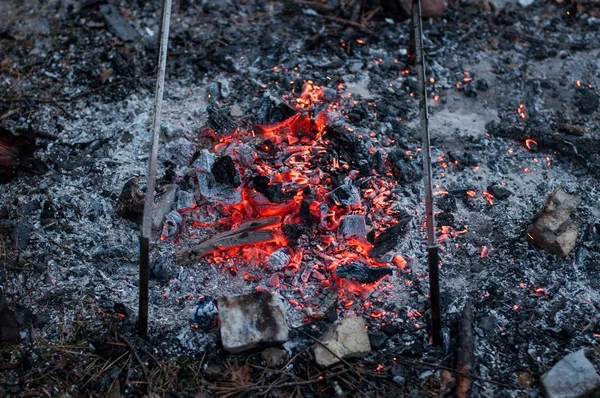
[207,104,237,135]
[211,155,241,188]
[282,224,304,247]
[335,262,393,284]
[448,151,479,167]
[368,331,388,350]
[476,79,489,91]
[257,93,297,125]
[330,184,361,207]
[369,212,412,259]
[577,87,599,115]
[387,150,421,183]
[300,200,313,226]
[487,184,512,200]
[324,125,370,168]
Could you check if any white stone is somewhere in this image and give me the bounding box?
[541,349,600,398]
[218,291,288,353]
[312,315,371,367]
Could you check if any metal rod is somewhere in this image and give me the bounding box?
[412,0,442,345]
[139,0,173,338]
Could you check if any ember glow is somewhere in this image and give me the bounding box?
[181,80,410,319]
[517,104,527,120]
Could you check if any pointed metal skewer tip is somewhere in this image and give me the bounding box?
[139,0,173,339]
[412,0,442,346]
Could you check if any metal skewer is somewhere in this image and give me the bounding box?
[412,0,442,346]
[139,0,173,338]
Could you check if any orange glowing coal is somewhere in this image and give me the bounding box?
[525,138,538,151]
[517,104,527,120]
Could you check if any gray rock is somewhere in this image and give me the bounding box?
[528,188,579,257]
[217,291,288,353]
[312,315,371,367]
[541,349,600,398]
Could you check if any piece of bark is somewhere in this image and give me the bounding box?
[456,301,474,398]
[528,188,580,257]
[557,123,587,137]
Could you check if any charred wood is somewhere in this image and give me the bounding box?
[369,211,412,260]
[456,301,474,398]
[335,262,393,284]
[207,104,237,136]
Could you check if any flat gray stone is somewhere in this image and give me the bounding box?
[312,315,370,367]
[541,349,600,398]
[218,291,288,353]
[528,187,579,257]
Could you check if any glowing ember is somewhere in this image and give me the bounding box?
[482,190,495,205]
[517,104,527,120]
[525,138,538,151]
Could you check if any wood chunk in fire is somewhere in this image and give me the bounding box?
[335,262,393,284]
[528,187,580,257]
[338,214,369,243]
[369,211,412,260]
[195,150,242,205]
[212,155,241,188]
[256,92,297,126]
[207,104,237,136]
[252,176,293,204]
[282,224,304,247]
[323,125,371,169]
[177,216,281,260]
[330,184,362,207]
[387,149,422,183]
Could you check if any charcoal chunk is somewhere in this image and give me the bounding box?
[387,150,421,183]
[330,184,361,207]
[282,224,304,246]
[324,125,370,168]
[212,155,241,188]
[257,93,297,125]
[300,200,314,226]
[335,262,393,284]
[487,184,512,200]
[116,177,145,224]
[369,212,412,260]
[207,104,237,135]
[577,87,599,115]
